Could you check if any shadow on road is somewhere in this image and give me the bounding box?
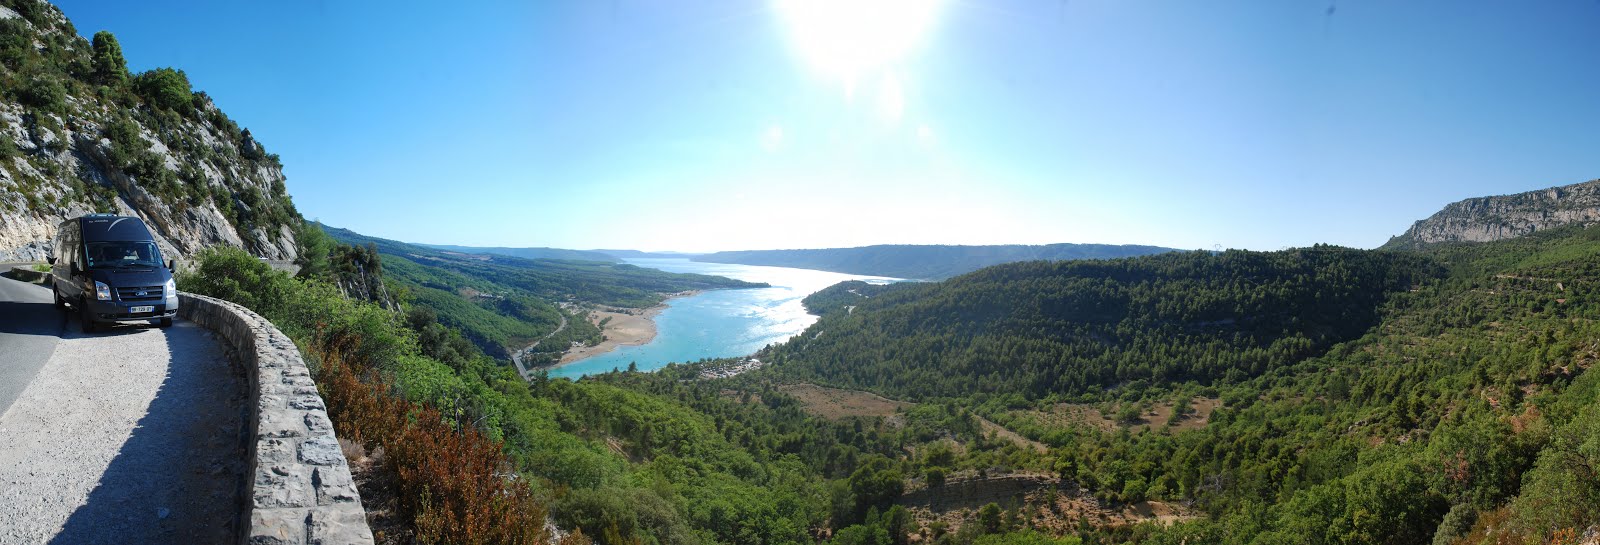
[47,321,248,545]
[0,301,157,339]
[82,320,165,337]
[0,301,64,337]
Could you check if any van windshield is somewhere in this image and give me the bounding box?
[86,241,164,270]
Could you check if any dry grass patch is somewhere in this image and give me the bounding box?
[975,415,1047,453]
[780,383,913,420]
[1012,397,1222,434]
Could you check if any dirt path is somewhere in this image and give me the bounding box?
[975,415,1048,452]
[779,383,1047,452]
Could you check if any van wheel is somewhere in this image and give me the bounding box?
[159,317,173,328]
[79,298,97,333]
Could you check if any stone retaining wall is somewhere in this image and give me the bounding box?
[177,292,374,545]
[6,265,47,283]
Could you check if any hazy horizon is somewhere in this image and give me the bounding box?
[53,0,1600,252]
[421,239,1187,255]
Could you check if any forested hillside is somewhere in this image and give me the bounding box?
[183,240,1045,545]
[742,227,1600,544]
[321,225,765,359]
[422,243,622,263]
[694,243,1178,280]
[180,218,1600,545]
[769,247,1438,400]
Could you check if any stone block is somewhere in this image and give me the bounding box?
[259,393,288,414]
[304,411,333,435]
[299,435,343,466]
[254,464,314,508]
[259,411,306,439]
[289,394,325,411]
[312,465,360,505]
[249,507,307,545]
[257,437,294,465]
[307,507,375,545]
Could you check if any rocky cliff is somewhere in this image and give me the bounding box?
[1384,178,1600,249]
[0,0,299,262]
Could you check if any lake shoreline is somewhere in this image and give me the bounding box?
[548,290,699,370]
[546,258,903,379]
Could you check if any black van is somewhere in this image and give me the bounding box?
[48,214,178,332]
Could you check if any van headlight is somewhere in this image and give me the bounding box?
[165,278,177,305]
[95,281,111,301]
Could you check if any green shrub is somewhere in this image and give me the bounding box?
[977,503,1005,534]
[17,74,66,112]
[0,19,30,70]
[132,67,192,112]
[176,246,294,315]
[293,220,335,279]
[104,117,142,166]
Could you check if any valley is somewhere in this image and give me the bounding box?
[1,1,1596,544]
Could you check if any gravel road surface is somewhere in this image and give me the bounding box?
[0,275,247,544]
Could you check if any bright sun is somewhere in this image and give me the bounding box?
[774,0,944,92]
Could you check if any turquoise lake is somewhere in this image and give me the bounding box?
[547,258,898,379]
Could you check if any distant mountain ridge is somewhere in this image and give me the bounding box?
[693,243,1180,280]
[594,249,704,259]
[1384,178,1600,249]
[420,244,619,263]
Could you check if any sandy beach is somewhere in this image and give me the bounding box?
[557,291,698,364]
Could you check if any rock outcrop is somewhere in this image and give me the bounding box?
[1384,179,1600,249]
[0,1,299,262]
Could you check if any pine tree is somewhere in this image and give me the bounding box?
[90,30,126,85]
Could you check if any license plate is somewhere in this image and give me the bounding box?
[130,306,154,313]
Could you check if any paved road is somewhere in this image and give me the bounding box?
[0,274,247,544]
[512,312,567,379]
[0,269,63,418]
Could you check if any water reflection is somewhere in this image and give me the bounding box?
[547,258,897,379]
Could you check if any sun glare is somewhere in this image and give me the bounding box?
[774,0,943,91]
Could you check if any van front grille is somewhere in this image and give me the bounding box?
[116,285,164,302]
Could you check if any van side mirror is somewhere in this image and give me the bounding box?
[167,259,176,272]
[46,256,55,265]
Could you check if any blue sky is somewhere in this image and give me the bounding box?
[53,1,1600,252]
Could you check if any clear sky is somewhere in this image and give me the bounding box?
[53,1,1600,252]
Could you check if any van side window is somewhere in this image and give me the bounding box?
[72,227,81,269]
[50,229,60,264]
[66,231,74,264]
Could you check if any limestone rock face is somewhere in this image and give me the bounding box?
[0,3,299,262]
[1384,179,1600,249]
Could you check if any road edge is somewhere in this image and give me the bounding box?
[178,292,375,545]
